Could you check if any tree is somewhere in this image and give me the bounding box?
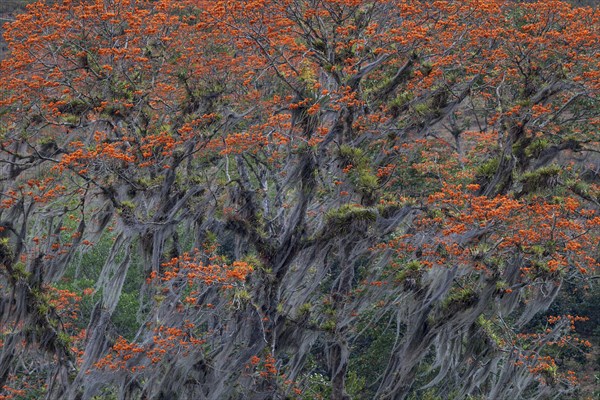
[0,1,598,399]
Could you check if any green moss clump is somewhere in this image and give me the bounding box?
[325,204,377,230]
[413,102,430,116]
[298,303,312,316]
[442,287,478,312]
[389,91,413,112]
[568,180,589,195]
[338,145,380,201]
[419,62,433,76]
[58,99,89,116]
[524,138,550,158]
[477,157,500,178]
[357,170,378,193]
[476,315,503,346]
[321,320,336,332]
[395,260,422,283]
[120,200,136,210]
[339,145,364,164]
[519,165,561,192]
[12,261,31,281]
[0,238,15,268]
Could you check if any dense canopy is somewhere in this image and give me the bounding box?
[0,1,599,399]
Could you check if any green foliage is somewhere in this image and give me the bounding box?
[90,388,118,400]
[408,389,442,400]
[112,292,140,340]
[57,232,145,339]
[348,313,397,397]
[302,372,332,399]
[345,370,367,398]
